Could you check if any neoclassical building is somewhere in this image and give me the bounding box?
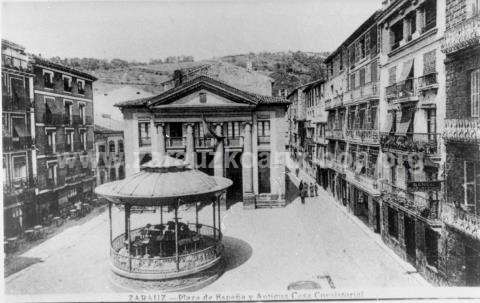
[116,75,289,209]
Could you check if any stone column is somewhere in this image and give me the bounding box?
[214,123,224,177]
[185,123,195,168]
[157,123,166,158]
[242,122,255,208]
[150,118,159,160]
[124,113,140,176]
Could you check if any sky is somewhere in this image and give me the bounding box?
[2,0,381,61]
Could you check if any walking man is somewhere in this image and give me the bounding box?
[315,183,318,196]
[299,181,306,204]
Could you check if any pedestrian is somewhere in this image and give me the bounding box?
[315,183,318,196]
[310,182,314,197]
[295,167,299,177]
[299,181,306,204]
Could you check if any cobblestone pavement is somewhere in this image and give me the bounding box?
[5,170,429,295]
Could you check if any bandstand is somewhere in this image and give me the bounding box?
[95,156,232,284]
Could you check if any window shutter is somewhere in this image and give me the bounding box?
[472,69,480,118]
[423,50,436,75]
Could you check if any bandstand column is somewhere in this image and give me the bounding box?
[186,123,195,168]
[217,194,222,239]
[214,123,224,177]
[242,122,255,208]
[212,198,217,240]
[125,203,132,272]
[174,201,179,271]
[108,201,112,244]
[150,119,159,160]
[195,202,199,233]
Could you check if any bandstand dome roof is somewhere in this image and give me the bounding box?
[94,156,232,206]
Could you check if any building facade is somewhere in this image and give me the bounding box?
[440,0,480,286]
[117,74,289,209]
[94,125,125,185]
[377,0,447,284]
[2,40,36,237]
[32,58,97,220]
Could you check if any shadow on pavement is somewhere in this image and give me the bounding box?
[4,256,42,277]
[221,236,253,272]
[285,174,300,207]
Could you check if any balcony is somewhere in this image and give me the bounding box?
[3,136,32,151]
[225,136,243,148]
[3,177,36,195]
[442,203,480,241]
[1,54,31,73]
[78,88,86,95]
[380,132,439,155]
[72,114,83,126]
[325,95,343,110]
[345,82,379,105]
[64,85,72,93]
[44,81,55,90]
[345,129,380,145]
[443,118,480,143]
[442,15,480,54]
[417,72,438,91]
[166,137,185,148]
[139,136,151,147]
[43,113,64,125]
[325,129,344,140]
[346,169,380,196]
[380,182,441,225]
[257,136,270,145]
[386,78,418,103]
[195,137,215,149]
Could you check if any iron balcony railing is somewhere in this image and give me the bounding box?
[257,136,270,144]
[442,203,480,241]
[345,129,380,144]
[166,137,185,148]
[3,176,36,195]
[380,181,440,223]
[3,136,32,151]
[417,72,438,90]
[443,118,480,143]
[380,132,439,155]
[139,136,151,147]
[195,137,215,148]
[442,15,480,54]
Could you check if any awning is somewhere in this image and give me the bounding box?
[423,157,439,171]
[13,120,29,137]
[396,121,412,134]
[46,98,64,115]
[400,59,414,81]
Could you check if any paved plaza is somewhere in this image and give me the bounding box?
[5,174,430,295]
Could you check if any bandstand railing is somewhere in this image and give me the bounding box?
[110,223,222,276]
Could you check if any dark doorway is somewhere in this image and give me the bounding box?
[169,122,183,138]
[258,151,271,193]
[225,151,243,208]
[465,245,480,286]
[374,200,381,234]
[404,215,416,263]
[196,151,214,176]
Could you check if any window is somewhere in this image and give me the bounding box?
[64,101,72,125]
[10,78,24,103]
[388,206,398,239]
[199,92,207,103]
[423,51,436,75]
[47,163,58,186]
[79,103,86,124]
[12,156,27,180]
[118,166,125,179]
[472,69,480,118]
[138,122,150,146]
[99,145,105,153]
[422,0,437,33]
[350,73,356,90]
[77,79,85,94]
[359,36,366,59]
[47,130,56,153]
[109,140,115,153]
[43,70,54,89]
[463,161,480,213]
[388,66,397,85]
[63,75,72,92]
[390,21,403,50]
[118,140,124,153]
[427,109,437,141]
[359,68,366,87]
[80,131,87,150]
[405,12,417,41]
[257,120,270,137]
[371,61,378,82]
[371,103,378,129]
[66,130,74,151]
[226,122,240,138]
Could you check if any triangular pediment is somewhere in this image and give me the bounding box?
[147,76,258,108]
